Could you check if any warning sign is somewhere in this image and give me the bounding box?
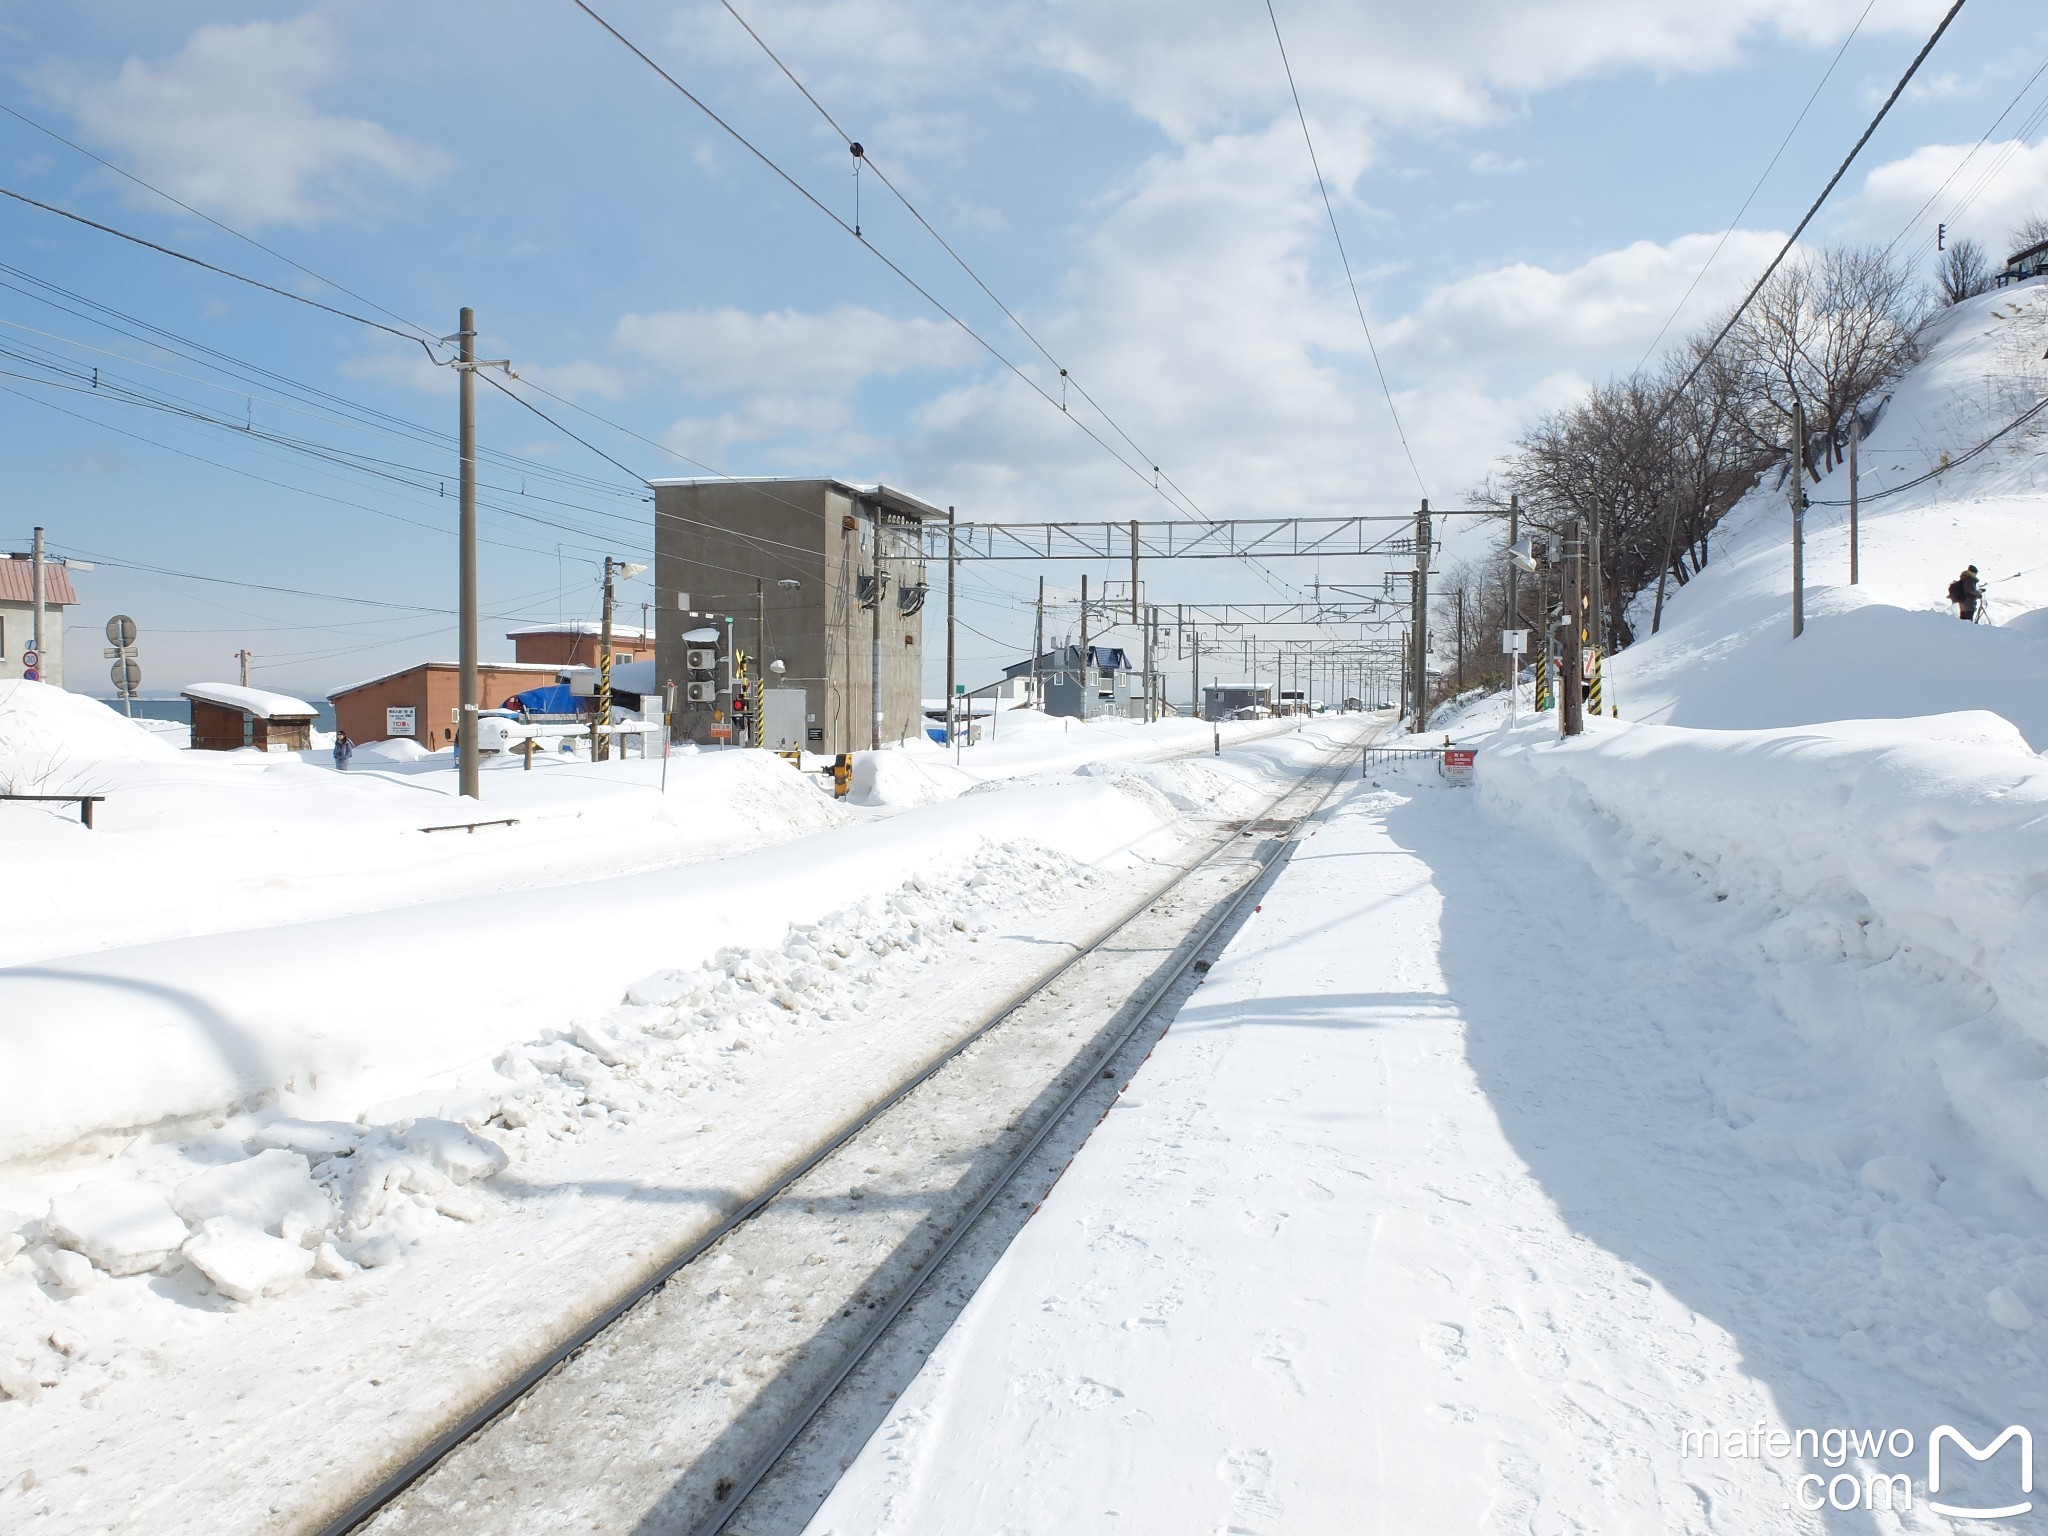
[709,722,733,741]
[1442,747,1476,787]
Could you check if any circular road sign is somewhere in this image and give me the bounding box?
[111,657,142,694]
[106,614,138,648]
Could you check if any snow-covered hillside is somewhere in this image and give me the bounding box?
[1609,282,2048,747]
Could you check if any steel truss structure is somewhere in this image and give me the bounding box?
[926,510,1489,562]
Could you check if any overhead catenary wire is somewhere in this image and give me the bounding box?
[713,0,1242,546]
[568,0,1304,605]
[1632,0,1878,372]
[1262,0,1427,502]
[1643,0,1970,587]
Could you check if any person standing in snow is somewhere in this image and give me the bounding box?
[1947,565,1981,622]
[333,731,354,771]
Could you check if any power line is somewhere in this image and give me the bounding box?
[715,0,1229,537]
[567,0,1302,602]
[1657,0,1969,426]
[0,185,431,349]
[1633,0,1878,371]
[1262,0,1427,501]
[0,97,439,343]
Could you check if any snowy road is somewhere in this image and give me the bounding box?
[809,758,2048,1533]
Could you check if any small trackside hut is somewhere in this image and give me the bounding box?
[182,683,318,753]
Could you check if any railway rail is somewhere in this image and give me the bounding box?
[327,720,1376,1536]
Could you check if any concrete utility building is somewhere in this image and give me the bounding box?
[330,662,563,747]
[0,554,78,685]
[651,478,940,752]
[506,623,655,669]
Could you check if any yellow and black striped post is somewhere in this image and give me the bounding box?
[1586,647,1603,715]
[1534,647,1552,711]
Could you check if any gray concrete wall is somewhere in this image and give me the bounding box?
[654,480,926,754]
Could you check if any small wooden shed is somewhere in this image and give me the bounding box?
[182,682,319,752]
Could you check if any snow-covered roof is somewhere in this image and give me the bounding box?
[506,622,652,640]
[644,477,946,520]
[181,682,318,719]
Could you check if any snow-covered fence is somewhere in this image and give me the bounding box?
[1480,713,2048,1195]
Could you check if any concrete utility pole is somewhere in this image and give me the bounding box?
[1506,495,1520,632]
[457,308,480,799]
[1142,603,1154,723]
[1561,519,1586,738]
[1455,588,1465,691]
[1412,499,1432,731]
[946,507,958,744]
[1033,575,1044,711]
[1848,411,1861,586]
[1129,520,1139,625]
[869,510,884,750]
[236,649,252,687]
[597,556,617,761]
[1790,400,1808,639]
[1078,573,1090,720]
[30,526,45,672]
[1587,507,1606,660]
[1190,630,1200,720]
[753,576,766,748]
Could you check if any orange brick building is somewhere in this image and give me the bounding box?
[506,623,654,669]
[330,662,564,746]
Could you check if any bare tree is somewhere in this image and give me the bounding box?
[1725,244,1924,477]
[1937,236,1994,305]
[2008,212,2048,258]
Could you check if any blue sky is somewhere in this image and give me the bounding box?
[1,0,2043,700]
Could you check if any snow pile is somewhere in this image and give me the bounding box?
[0,840,1097,1407]
[1608,284,2048,745]
[0,680,178,786]
[1481,711,2048,1198]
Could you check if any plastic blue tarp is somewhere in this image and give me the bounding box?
[506,684,584,718]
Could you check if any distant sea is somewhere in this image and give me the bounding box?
[97,697,340,731]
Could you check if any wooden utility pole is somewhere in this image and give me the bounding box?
[29,525,44,669]
[1848,412,1861,586]
[945,507,957,744]
[1561,519,1585,738]
[235,648,253,687]
[457,307,480,799]
[1790,400,1808,639]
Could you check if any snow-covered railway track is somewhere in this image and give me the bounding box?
[326,724,1373,1536]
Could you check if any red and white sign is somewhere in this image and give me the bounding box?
[708,722,733,741]
[1442,747,1476,786]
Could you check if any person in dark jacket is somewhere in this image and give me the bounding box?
[333,731,354,770]
[1947,565,1981,621]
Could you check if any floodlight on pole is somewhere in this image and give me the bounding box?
[1509,537,1539,573]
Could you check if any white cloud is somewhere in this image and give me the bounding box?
[44,13,448,228]
[1828,137,2048,258]
[1382,230,1788,373]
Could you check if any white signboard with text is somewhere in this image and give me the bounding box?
[386,706,417,737]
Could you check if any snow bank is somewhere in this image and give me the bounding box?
[0,681,178,783]
[1481,712,2048,1196]
[0,778,1181,1168]
[1608,284,2048,746]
